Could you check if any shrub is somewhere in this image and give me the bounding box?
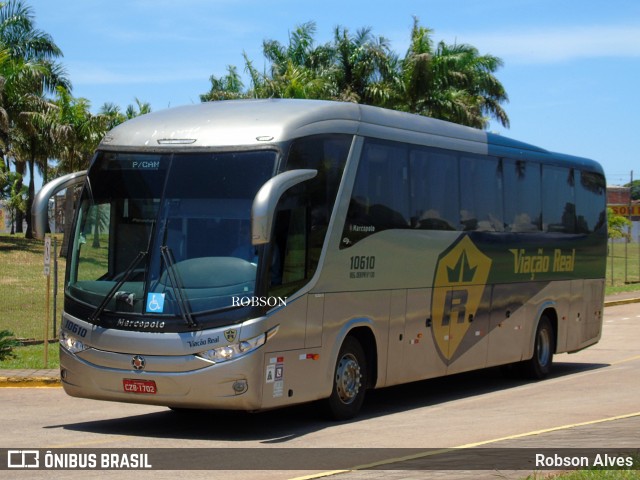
[0,330,18,361]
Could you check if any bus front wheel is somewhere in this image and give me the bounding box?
[326,336,367,420]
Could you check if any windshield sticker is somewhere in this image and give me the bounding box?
[146,293,165,313]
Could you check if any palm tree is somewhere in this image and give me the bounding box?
[125,97,151,119]
[251,22,335,100]
[0,0,62,61]
[199,19,509,129]
[200,65,248,101]
[47,87,107,254]
[331,26,400,105]
[9,91,57,238]
[262,22,333,77]
[100,97,152,130]
[99,102,127,130]
[398,17,509,129]
[0,0,70,236]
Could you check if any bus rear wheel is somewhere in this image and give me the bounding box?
[326,336,367,420]
[522,315,554,379]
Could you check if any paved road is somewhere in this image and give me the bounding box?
[1,302,639,480]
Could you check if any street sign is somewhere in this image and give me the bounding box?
[609,204,640,217]
[44,236,51,276]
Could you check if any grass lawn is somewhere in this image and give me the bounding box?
[0,341,59,369]
[542,470,640,479]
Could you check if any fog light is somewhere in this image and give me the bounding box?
[232,380,248,394]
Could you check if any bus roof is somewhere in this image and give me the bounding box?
[99,99,603,174]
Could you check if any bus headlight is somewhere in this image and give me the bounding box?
[60,330,88,354]
[196,332,267,364]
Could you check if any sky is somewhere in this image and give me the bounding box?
[26,0,640,186]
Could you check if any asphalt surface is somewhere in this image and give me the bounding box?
[1,291,638,386]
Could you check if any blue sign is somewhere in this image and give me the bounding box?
[146,293,165,313]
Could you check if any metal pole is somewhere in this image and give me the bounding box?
[610,237,614,286]
[44,235,51,369]
[53,237,58,338]
[624,170,633,285]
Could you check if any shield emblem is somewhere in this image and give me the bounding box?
[431,235,492,362]
[224,329,238,342]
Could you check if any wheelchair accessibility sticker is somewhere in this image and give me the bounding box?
[146,293,165,313]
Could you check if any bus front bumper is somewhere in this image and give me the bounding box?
[59,347,264,411]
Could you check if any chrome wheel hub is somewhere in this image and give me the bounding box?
[335,353,362,404]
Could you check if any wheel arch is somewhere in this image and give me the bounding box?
[345,326,378,389]
[528,303,558,358]
[329,318,379,391]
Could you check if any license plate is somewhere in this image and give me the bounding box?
[123,378,157,394]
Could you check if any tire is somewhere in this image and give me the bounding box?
[521,315,554,379]
[325,336,367,421]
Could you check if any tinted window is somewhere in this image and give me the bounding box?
[343,140,410,246]
[459,155,503,232]
[270,135,352,296]
[503,159,542,232]
[542,165,575,233]
[409,148,459,231]
[576,170,606,234]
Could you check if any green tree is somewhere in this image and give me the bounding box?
[4,167,26,234]
[625,179,640,201]
[98,102,127,130]
[45,87,106,255]
[331,26,399,105]
[254,21,335,99]
[200,19,509,130]
[608,207,631,240]
[200,65,248,102]
[125,97,151,119]
[0,330,18,361]
[99,97,152,130]
[0,0,70,237]
[397,17,509,128]
[49,86,104,174]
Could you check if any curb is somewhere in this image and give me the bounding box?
[603,298,640,307]
[0,376,60,387]
[2,297,639,388]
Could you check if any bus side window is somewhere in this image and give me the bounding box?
[459,155,504,232]
[269,134,351,296]
[542,165,576,233]
[576,170,606,234]
[409,148,459,231]
[503,159,542,232]
[342,139,410,247]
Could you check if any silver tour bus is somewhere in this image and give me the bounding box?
[33,99,607,419]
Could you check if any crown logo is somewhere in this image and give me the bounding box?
[447,250,477,283]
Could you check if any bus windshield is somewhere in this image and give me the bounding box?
[66,150,277,320]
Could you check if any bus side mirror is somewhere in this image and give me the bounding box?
[251,169,317,245]
[31,170,87,240]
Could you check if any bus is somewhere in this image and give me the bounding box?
[33,99,607,420]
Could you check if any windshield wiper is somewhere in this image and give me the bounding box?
[89,251,147,324]
[160,245,196,328]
